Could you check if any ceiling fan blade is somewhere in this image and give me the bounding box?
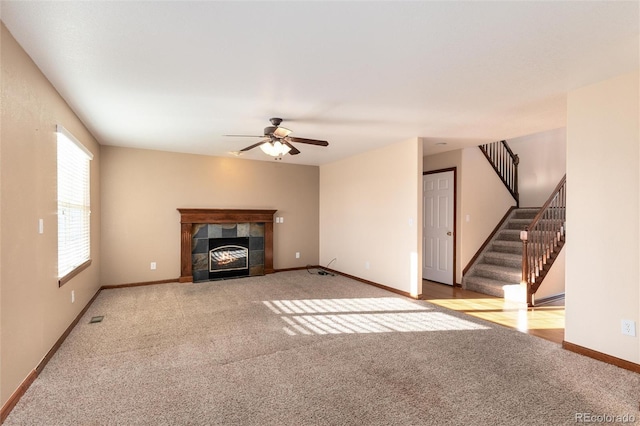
[288,136,329,147]
[240,140,268,152]
[273,127,292,138]
[284,142,300,155]
[223,134,265,138]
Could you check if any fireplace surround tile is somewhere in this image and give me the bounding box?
[249,250,264,267]
[192,254,207,271]
[193,270,209,282]
[237,223,250,237]
[250,223,264,237]
[192,238,208,254]
[249,237,264,251]
[250,265,265,276]
[194,226,264,282]
[208,224,222,238]
[221,224,237,238]
[193,224,207,239]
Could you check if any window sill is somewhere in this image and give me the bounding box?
[58,259,92,287]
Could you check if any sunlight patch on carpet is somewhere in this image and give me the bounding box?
[263,297,429,315]
[263,298,489,335]
[283,312,489,335]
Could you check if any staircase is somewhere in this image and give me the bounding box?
[463,208,538,299]
[462,139,567,305]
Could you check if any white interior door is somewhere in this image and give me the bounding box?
[423,171,454,285]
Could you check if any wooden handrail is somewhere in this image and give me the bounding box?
[526,175,567,226]
[478,140,520,207]
[521,174,566,306]
[502,140,517,159]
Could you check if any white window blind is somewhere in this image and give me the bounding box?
[57,125,93,280]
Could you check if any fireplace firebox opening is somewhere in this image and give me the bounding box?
[210,245,248,272]
[207,237,250,280]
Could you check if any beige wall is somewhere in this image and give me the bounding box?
[1,23,102,407]
[423,149,463,283]
[460,147,516,276]
[100,146,319,285]
[509,127,566,207]
[566,70,640,363]
[320,138,423,296]
[534,249,565,300]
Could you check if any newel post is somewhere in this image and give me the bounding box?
[520,227,532,307]
[514,154,520,207]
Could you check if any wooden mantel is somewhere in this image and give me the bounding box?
[178,209,276,282]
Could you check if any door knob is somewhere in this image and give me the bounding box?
[446,231,452,236]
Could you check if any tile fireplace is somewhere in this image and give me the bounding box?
[178,209,276,283]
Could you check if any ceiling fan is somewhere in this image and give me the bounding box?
[225,118,329,157]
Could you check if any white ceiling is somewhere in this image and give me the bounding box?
[1,1,638,165]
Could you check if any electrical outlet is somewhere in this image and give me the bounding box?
[365,261,370,270]
[295,252,300,259]
[71,290,75,303]
[622,320,636,336]
[150,262,157,270]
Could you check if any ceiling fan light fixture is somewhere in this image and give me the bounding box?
[260,140,291,157]
[273,127,292,138]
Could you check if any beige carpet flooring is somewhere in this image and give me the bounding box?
[5,271,639,425]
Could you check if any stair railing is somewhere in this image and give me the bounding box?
[479,141,520,206]
[520,174,566,306]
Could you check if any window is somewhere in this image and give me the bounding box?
[57,125,93,286]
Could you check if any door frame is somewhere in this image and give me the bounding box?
[422,167,457,286]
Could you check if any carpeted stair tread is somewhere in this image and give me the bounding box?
[491,240,523,254]
[508,219,557,231]
[497,229,523,241]
[473,264,521,282]
[463,276,512,298]
[482,251,522,268]
[513,208,539,219]
[505,218,532,229]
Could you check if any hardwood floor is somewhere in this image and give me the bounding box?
[421,280,565,344]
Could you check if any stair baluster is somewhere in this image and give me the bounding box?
[479,140,520,207]
[521,175,567,306]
